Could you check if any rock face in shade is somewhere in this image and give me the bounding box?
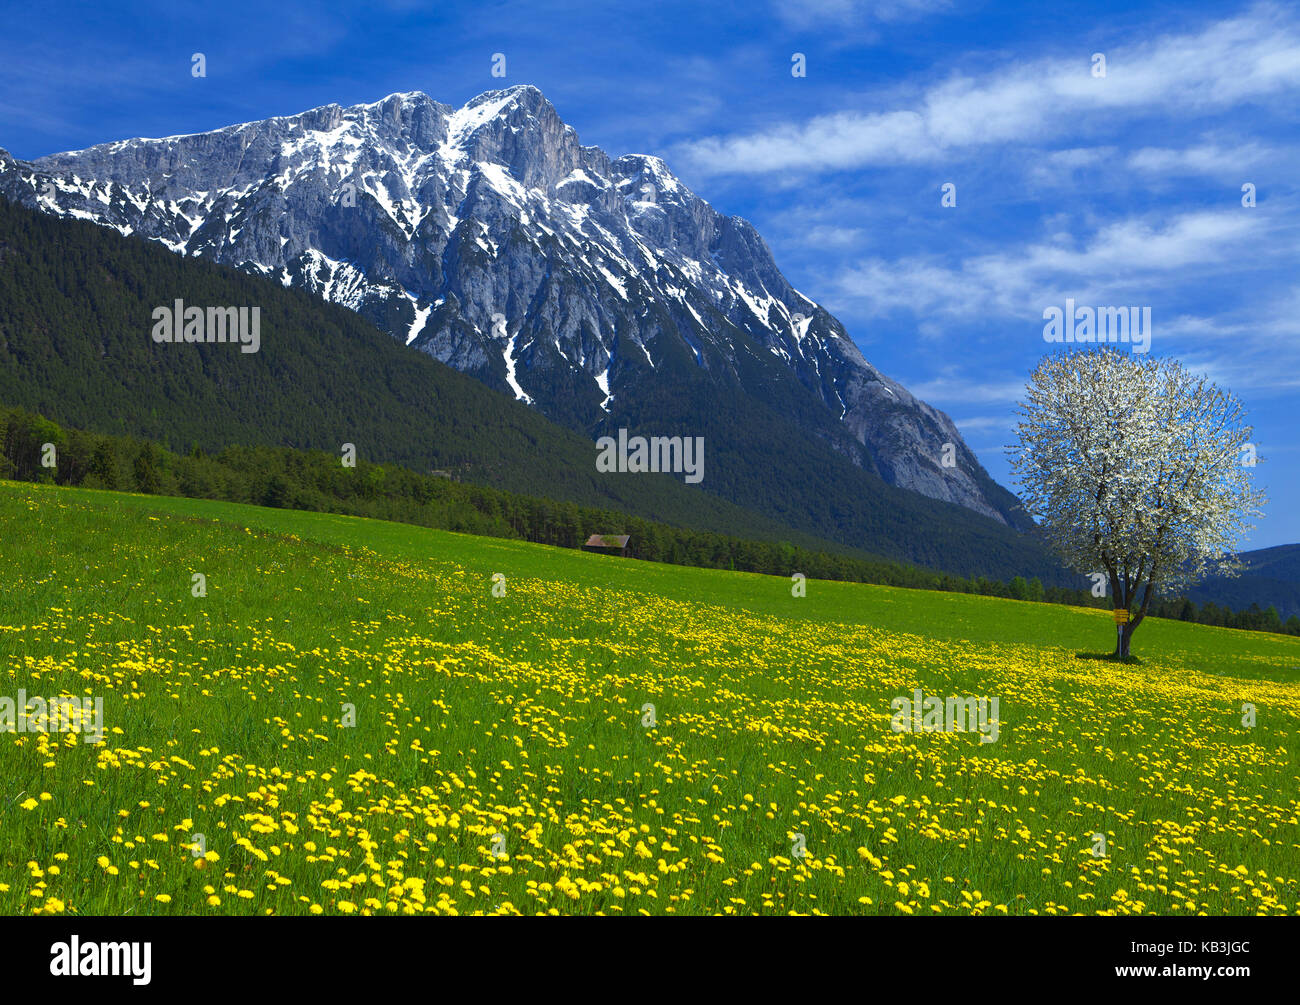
[0,86,1028,527]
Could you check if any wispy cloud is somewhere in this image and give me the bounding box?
[829,207,1280,321]
[906,376,1029,405]
[1126,141,1280,177]
[769,0,952,29]
[678,5,1300,176]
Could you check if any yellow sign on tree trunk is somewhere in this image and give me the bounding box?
[1113,609,1130,624]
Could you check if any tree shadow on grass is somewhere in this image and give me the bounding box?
[1075,651,1145,666]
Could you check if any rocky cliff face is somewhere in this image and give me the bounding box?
[0,86,1025,526]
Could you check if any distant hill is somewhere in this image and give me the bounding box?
[1190,545,1300,620]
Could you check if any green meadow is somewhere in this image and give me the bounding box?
[2,480,1298,915]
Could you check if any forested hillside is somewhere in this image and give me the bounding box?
[0,196,1071,581]
[4,404,1295,636]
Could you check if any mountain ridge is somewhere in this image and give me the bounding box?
[0,84,1029,532]
[0,194,1071,582]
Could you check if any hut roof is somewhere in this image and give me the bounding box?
[584,534,630,548]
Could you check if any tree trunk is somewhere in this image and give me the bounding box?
[1113,621,1135,658]
[1107,566,1156,659]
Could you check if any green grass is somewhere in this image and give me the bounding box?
[3,480,1298,916]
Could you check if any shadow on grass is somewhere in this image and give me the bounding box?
[1075,651,1145,665]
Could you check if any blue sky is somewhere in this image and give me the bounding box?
[2,0,1296,547]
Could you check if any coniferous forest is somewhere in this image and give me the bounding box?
[3,403,1292,636]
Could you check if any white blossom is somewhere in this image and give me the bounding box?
[1007,349,1265,655]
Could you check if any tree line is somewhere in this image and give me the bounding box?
[2,404,1294,637]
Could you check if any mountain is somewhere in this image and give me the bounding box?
[0,85,1028,536]
[0,195,1071,582]
[0,195,781,535]
[1189,545,1300,621]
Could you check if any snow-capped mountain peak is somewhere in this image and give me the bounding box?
[0,86,1021,524]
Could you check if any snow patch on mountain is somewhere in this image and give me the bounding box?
[0,85,1020,525]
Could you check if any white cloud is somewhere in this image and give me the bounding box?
[801,224,867,247]
[953,414,1016,433]
[678,6,1300,176]
[1126,141,1278,176]
[1025,146,1119,186]
[906,377,1029,405]
[770,0,951,29]
[829,208,1274,320]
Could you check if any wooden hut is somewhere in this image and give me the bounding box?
[583,534,630,556]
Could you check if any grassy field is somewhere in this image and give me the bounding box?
[2,480,1298,916]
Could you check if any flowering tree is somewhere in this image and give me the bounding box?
[1008,350,1265,658]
